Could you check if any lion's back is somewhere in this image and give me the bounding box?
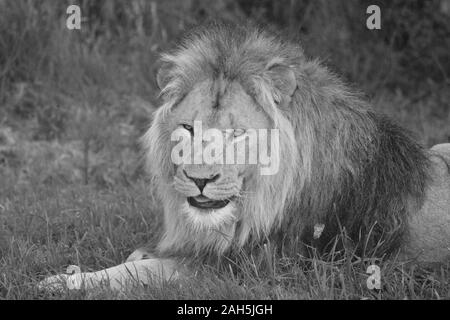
[404,143,450,262]
[430,143,450,165]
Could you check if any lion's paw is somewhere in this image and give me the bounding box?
[38,265,83,292]
[38,274,71,292]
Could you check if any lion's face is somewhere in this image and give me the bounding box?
[166,80,272,229]
[144,24,300,254]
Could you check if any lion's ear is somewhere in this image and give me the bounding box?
[156,61,173,91]
[267,64,297,106]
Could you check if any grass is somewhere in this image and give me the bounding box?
[0,0,449,300]
[1,182,449,300]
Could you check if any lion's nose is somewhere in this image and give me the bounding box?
[183,171,220,192]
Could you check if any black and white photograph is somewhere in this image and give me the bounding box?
[0,0,449,303]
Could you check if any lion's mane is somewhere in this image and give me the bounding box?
[142,22,430,259]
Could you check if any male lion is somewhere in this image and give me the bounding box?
[39,22,450,291]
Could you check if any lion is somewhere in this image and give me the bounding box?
[39,22,450,291]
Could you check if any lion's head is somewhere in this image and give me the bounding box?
[142,22,430,259]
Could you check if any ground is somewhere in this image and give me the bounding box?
[0,92,449,299]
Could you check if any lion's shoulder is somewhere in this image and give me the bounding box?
[426,143,450,208]
[430,143,450,172]
[405,143,450,262]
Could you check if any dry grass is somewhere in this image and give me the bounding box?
[1,183,449,300]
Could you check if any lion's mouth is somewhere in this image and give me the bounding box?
[187,195,233,210]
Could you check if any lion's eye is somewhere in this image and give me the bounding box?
[181,124,194,135]
[233,128,246,137]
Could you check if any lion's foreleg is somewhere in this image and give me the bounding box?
[39,258,180,291]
